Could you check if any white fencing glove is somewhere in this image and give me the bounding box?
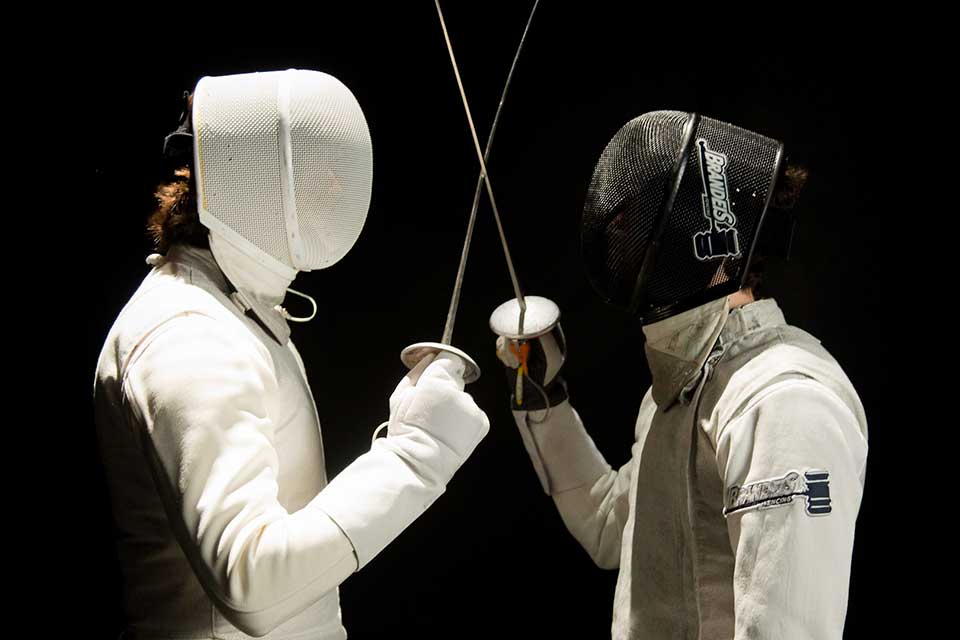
[312,352,489,568]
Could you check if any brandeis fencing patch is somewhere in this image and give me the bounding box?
[724,470,832,517]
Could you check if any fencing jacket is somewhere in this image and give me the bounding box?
[512,298,868,639]
[93,243,487,639]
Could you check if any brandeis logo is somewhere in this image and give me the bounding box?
[693,139,741,261]
[723,470,832,517]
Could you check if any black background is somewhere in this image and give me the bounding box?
[77,5,907,638]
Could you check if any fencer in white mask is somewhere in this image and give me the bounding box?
[93,69,489,640]
[492,112,869,639]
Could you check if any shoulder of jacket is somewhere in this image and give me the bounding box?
[710,341,867,442]
[105,272,269,380]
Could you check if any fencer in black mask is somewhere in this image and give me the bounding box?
[492,111,868,640]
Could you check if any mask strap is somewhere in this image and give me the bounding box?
[371,421,390,446]
[275,287,318,323]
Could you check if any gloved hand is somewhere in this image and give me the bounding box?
[495,324,569,412]
[387,352,490,472]
[311,351,489,569]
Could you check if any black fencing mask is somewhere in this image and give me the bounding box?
[581,111,785,323]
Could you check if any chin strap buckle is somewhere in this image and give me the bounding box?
[230,290,254,313]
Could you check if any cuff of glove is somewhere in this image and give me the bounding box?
[508,375,569,412]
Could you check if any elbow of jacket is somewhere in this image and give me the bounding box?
[570,524,619,569]
[592,554,618,570]
[582,523,620,570]
[209,542,351,637]
[211,585,338,639]
[211,604,276,638]
[233,619,274,639]
[586,544,619,570]
[209,570,335,637]
[201,515,354,636]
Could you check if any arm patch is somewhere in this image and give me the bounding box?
[724,469,832,517]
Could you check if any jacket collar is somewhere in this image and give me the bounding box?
[643,295,731,409]
[717,298,786,349]
[643,297,786,409]
[159,243,292,345]
[160,243,225,288]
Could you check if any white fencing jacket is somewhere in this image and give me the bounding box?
[512,298,868,639]
[93,243,487,639]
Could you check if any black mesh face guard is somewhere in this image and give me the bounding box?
[580,111,784,323]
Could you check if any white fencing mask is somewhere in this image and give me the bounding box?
[192,68,373,277]
[188,69,373,342]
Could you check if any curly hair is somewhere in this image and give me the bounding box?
[148,90,207,253]
[772,163,809,210]
[147,165,208,253]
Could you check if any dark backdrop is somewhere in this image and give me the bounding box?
[78,6,905,638]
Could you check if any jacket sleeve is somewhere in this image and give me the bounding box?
[716,380,868,640]
[123,315,489,637]
[512,399,638,569]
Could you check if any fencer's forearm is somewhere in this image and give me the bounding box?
[310,429,467,569]
[552,466,633,569]
[515,400,610,493]
[192,500,359,637]
[513,400,631,569]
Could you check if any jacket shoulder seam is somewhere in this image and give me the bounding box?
[119,310,222,384]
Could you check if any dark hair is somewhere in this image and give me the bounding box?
[772,163,809,210]
[736,162,810,298]
[148,91,207,253]
[147,165,208,253]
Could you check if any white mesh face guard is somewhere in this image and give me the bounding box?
[192,69,373,275]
